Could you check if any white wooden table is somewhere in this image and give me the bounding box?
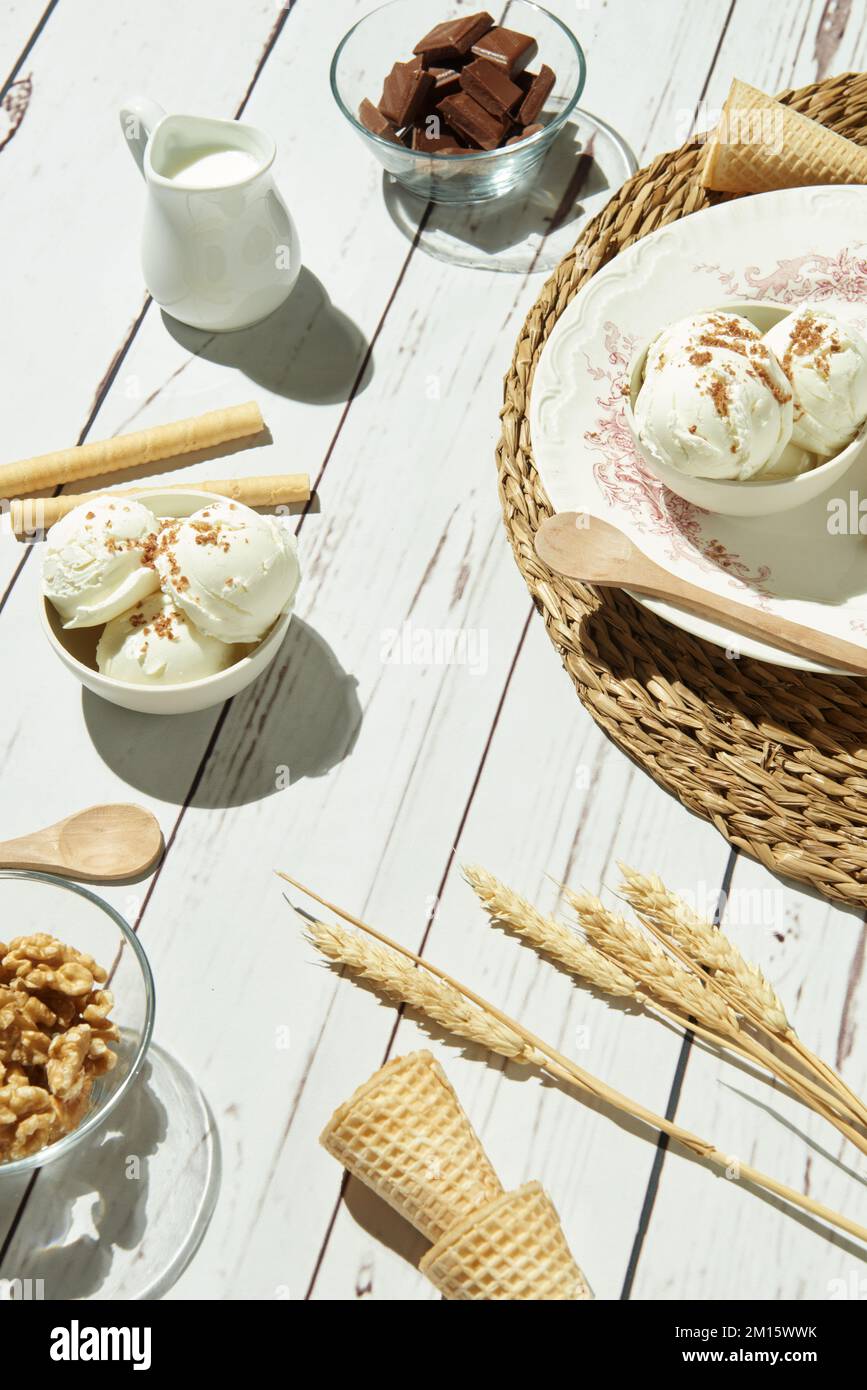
[1,0,866,1302]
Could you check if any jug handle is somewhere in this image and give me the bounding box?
[119,97,166,177]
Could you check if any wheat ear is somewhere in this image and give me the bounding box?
[565,889,740,1036]
[618,866,789,1030]
[626,895,867,1147]
[308,917,540,1065]
[462,864,636,997]
[618,867,867,1132]
[280,872,867,1248]
[572,880,867,1142]
[466,867,867,1142]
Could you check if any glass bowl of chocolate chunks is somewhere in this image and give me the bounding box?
[331,0,586,204]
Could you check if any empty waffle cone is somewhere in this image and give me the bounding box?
[419,1181,593,1300]
[320,1050,502,1244]
[701,79,867,193]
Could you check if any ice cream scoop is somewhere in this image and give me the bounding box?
[43,496,160,628]
[754,440,815,480]
[155,501,300,644]
[763,307,867,457]
[96,589,242,686]
[635,311,794,481]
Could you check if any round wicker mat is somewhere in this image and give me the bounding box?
[497,73,867,908]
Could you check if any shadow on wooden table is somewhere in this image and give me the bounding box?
[383,119,610,273]
[318,965,867,1268]
[162,267,373,406]
[0,1044,220,1300]
[342,1176,431,1281]
[82,617,363,807]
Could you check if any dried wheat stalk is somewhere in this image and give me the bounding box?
[462,865,636,997]
[309,917,540,1065]
[466,866,867,1146]
[617,866,789,1031]
[617,866,867,1132]
[565,888,740,1036]
[281,874,867,1248]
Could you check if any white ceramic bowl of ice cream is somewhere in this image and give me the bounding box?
[624,301,867,517]
[41,489,300,715]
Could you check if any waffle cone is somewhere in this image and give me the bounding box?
[320,1051,502,1243]
[419,1181,593,1300]
[701,79,867,193]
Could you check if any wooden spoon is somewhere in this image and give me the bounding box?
[535,513,867,676]
[0,805,163,881]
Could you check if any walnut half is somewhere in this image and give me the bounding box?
[0,935,118,1163]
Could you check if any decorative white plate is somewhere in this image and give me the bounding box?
[530,185,867,673]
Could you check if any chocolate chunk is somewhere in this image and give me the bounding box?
[471,25,537,76]
[413,11,494,66]
[517,64,555,125]
[411,122,466,154]
[437,91,508,149]
[506,122,544,145]
[358,98,402,144]
[428,66,462,96]
[379,59,434,127]
[419,66,462,121]
[459,57,522,117]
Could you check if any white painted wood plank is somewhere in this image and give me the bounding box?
[631,853,867,1299]
[574,0,731,166]
[0,1,51,78]
[712,0,867,100]
[0,0,403,599]
[305,612,733,1301]
[0,0,287,529]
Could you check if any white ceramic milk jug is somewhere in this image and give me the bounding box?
[120,97,301,332]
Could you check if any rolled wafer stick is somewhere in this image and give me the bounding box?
[10,472,310,540]
[0,401,265,497]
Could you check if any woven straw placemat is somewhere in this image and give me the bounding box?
[497,73,867,908]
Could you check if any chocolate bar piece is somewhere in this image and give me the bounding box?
[471,25,537,76]
[459,57,522,117]
[413,11,494,66]
[506,122,544,145]
[419,65,462,120]
[358,98,402,144]
[411,123,465,154]
[379,59,434,126]
[428,66,462,97]
[437,91,508,149]
[517,64,555,125]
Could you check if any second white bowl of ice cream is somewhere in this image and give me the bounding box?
[41,489,300,715]
[625,301,867,517]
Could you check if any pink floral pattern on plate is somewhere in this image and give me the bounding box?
[695,246,867,312]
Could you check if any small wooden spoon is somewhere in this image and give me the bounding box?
[0,805,163,881]
[535,513,867,676]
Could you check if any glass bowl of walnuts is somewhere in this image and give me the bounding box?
[0,871,154,1176]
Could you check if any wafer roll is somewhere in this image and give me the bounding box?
[419,1181,593,1300]
[0,401,265,496]
[10,473,310,539]
[702,79,867,193]
[320,1051,502,1244]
